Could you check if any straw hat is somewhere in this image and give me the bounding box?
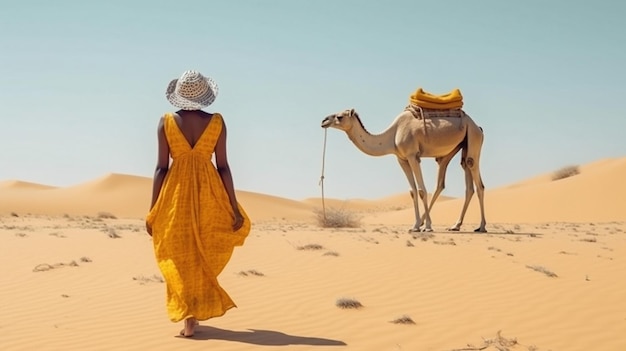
[165,70,218,110]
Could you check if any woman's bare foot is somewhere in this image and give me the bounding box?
[179,318,198,337]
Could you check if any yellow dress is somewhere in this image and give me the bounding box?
[146,112,251,322]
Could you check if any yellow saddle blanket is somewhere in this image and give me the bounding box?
[409,88,463,110]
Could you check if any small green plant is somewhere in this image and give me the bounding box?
[314,207,361,228]
[552,165,580,181]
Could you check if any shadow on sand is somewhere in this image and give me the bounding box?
[177,326,347,346]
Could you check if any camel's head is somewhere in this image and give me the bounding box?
[321,109,358,131]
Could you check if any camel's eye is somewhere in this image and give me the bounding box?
[336,116,343,121]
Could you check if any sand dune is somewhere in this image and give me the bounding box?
[2,158,626,225]
[1,156,625,350]
[0,180,57,190]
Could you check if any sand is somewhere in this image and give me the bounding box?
[1,157,625,350]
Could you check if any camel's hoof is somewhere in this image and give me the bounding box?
[474,228,487,233]
[408,228,421,233]
[446,227,461,232]
[421,228,434,233]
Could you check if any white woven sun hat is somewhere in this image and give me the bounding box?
[165,70,218,110]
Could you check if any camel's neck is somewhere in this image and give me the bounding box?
[345,115,397,157]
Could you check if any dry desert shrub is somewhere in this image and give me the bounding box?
[552,165,580,181]
[97,211,117,220]
[314,207,361,228]
[390,315,416,325]
[449,330,522,351]
[10,212,19,217]
[336,297,363,309]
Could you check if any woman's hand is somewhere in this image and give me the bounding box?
[232,212,244,231]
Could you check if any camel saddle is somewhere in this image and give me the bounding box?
[408,88,463,110]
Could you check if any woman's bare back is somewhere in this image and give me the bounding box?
[172,110,214,148]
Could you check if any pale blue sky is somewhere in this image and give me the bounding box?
[1,0,625,200]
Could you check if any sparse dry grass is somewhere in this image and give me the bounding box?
[33,260,80,272]
[412,232,435,241]
[132,274,164,284]
[314,207,361,228]
[297,243,324,251]
[238,269,265,277]
[448,330,524,351]
[336,297,363,309]
[552,165,580,181]
[433,239,456,246]
[49,232,66,238]
[526,265,558,278]
[323,251,340,257]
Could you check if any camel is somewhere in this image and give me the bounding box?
[320,107,487,232]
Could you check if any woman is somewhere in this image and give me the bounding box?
[146,70,251,337]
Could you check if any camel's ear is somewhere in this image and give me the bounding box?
[349,108,356,116]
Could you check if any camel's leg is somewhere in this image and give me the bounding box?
[407,156,433,232]
[449,150,474,231]
[420,145,462,225]
[397,157,421,232]
[469,163,487,232]
[466,124,487,232]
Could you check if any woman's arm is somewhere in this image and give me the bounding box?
[214,119,244,231]
[147,117,170,235]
